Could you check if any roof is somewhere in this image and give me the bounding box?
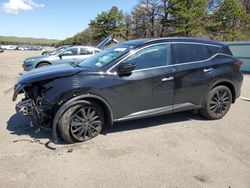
[122,37,226,48]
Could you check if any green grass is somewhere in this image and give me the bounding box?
[0,35,60,45]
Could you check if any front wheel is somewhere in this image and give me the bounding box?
[200,86,232,120]
[58,100,104,144]
[36,62,50,68]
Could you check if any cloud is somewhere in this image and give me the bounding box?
[2,0,45,14]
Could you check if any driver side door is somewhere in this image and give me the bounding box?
[58,47,79,64]
[112,43,175,120]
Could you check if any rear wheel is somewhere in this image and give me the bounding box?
[200,86,232,120]
[58,100,104,144]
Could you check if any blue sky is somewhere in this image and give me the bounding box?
[0,0,138,39]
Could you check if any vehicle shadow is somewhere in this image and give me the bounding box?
[7,111,206,143]
[7,112,52,140]
[102,111,206,135]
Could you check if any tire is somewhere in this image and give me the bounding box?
[58,100,104,144]
[36,62,50,68]
[200,85,232,120]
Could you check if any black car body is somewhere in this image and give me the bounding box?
[13,38,243,143]
[0,47,4,53]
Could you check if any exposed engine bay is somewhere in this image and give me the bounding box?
[13,84,54,131]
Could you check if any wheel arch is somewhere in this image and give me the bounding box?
[36,61,51,68]
[52,94,114,143]
[210,80,236,103]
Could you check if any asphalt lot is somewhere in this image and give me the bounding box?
[0,50,250,188]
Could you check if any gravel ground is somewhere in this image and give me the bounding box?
[0,50,250,188]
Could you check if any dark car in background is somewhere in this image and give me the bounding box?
[0,47,4,53]
[13,38,243,144]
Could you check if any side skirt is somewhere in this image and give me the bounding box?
[114,102,201,122]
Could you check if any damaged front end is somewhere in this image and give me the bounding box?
[13,83,54,131]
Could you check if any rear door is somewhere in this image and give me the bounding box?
[171,43,214,107]
[77,47,95,62]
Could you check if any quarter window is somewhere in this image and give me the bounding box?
[123,44,169,70]
[173,44,210,64]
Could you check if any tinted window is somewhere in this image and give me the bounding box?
[80,48,93,55]
[62,48,78,56]
[173,44,209,64]
[123,44,169,70]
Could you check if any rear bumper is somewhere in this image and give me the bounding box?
[233,71,244,100]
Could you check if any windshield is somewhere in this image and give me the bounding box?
[79,44,133,69]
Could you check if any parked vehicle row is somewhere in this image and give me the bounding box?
[0,45,43,51]
[17,45,43,51]
[13,37,243,144]
[0,45,17,50]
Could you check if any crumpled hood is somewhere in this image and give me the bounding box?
[17,64,84,84]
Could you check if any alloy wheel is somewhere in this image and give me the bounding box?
[70,106,102,142]
[209,89,230,116]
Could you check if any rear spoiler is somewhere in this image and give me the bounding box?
[96,35,119,49]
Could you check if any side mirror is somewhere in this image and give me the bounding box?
[58,54,62,59]
[117,62,136,76]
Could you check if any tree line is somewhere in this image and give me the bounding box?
[60,0,250,46]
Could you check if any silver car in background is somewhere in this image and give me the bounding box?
[23,46,101,71]
[22,35,118,71]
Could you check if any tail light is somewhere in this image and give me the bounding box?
[234,60,243,68]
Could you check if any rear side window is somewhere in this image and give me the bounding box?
[208,46,220,56]
[173,44,210,64]
[80,48,93,55]
[208,46,232,56]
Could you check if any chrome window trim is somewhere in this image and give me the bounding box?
[169,41,222,48]
[106,41,225,74]
[106,52,235,75]
[114,102,199,122]
[107,42,170,74]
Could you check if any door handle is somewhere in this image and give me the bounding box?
[161,76,174,82]
[203,68,214,73]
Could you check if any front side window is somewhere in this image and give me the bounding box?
[173,44,210,64]
[122,44,169,70]
[62,48,78,56]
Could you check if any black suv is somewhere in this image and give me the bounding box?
[13,38,243,143]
